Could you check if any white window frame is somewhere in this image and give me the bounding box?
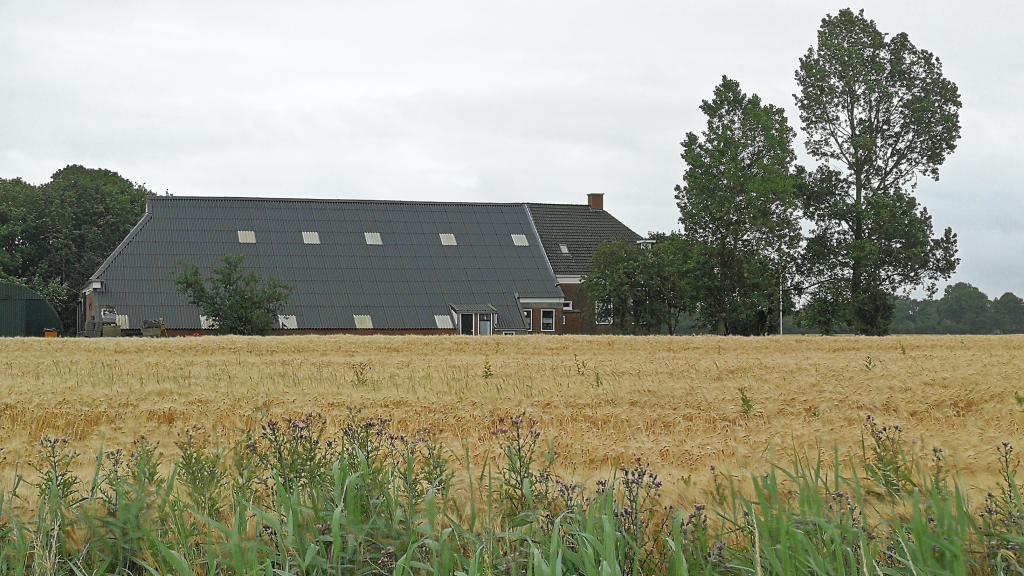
[563,300,573,311]
[541,309,555,332]
[439,233,457,246]
[478,313,493,336]
[522,309,532,332]
[511,233,530,247]
[559,243,570,254]
[502,331,515,336]
[237,230,256,244]
[301,231,321,245]
[364,232,382,245]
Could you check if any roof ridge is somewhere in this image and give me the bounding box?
[149,196,528,207]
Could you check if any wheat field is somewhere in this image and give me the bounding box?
[0,335,1021,495]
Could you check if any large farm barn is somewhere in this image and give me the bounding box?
[78,193,640,336]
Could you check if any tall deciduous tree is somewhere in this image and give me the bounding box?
[675,76,801,335]
[794,9,961,335]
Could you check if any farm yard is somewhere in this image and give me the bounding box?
[1,334,1021,492]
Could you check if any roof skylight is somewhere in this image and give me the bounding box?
[559,243,570,254]
[237,230,256,244]
[364,232,382,245]
[434,314,454,329]
[302,231,320,245]
[353,314,374,329]
[511,234,530,246]
[439,233,457,246]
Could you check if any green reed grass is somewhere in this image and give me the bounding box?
[1,412,1022,575]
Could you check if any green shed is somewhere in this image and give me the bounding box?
[0,281,62,337]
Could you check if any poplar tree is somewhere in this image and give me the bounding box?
[795,9,961,334]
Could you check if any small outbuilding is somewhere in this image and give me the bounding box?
[0,280,61,337]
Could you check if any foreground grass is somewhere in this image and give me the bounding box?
[3,412,1024,574]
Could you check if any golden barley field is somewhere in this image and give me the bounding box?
[0,335,1022,495]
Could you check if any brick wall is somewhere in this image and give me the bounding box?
[558,283,620,335]
[520,305,564,334]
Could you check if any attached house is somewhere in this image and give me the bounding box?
[526,193,643,333]
[80,194,641,336]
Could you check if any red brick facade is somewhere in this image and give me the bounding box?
[519,305,564,334]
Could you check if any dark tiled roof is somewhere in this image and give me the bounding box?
[526,203,642,276]
[91,197,564,331]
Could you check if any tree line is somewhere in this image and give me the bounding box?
[0,166,150,330]
[891,284,1024,335]
[585,9,969,336]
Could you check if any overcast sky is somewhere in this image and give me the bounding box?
[1,1,1021,297]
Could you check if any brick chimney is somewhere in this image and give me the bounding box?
[587,193,604,210]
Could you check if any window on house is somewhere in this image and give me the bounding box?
[541,309,555,332]
[439,233,457,246]
[301,231,320,245]
[353,314,373,329]
[277,315,298,329]
[364,232,382,245]
[563,301,573,311]
[434,314,454,329]
[502,331,515,336]
[522,309,532,332]
[511,234,530,246]
[559,243,570,254]
[115,315,130,330]
[478,313,493,336]
[595,302,613,325]
[237,230,256,244]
